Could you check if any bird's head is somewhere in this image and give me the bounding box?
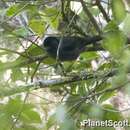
[43,36,59,48]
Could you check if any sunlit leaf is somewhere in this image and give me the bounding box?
[112,0,126,23]
[102,104,123,121]
[103,30,126,57]
[104,20,118,32]
[21,110,41,123]
[11,68,24,81]
[99,91,115,103]
[29,20,45,36]
[80,52,99,61]
[41,7,59,29]
[122,14,130,35]
[13,27,30,38]
[45,114,56,129]
[6,4,20,16]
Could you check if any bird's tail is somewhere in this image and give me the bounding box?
[84,35,102,45]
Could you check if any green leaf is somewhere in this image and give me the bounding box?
[98,63,112,70]
[13,27,30,38]
[21,110,41,123]
[79,103,104,119]
[11,68,24,81]
[0,112,12,130]
[6,4,19,16]
[45,114,56,130]
[102,104,123,120]
[104,20,118,32]
[0,97,41,129]
[59,117,76,130]
[103,30,126,57]
[78,85,87,96]
[95,83,111,92]
[0,44,45,71]
[112,0,126,23]
[99,91,115,103]
[66,95,81,107]
[80,52,99,61]
[43,57,56,64]
[122,14,130,35]
[15,125,40,130]
[41,7,59,29]
[112,71,127,88]
[5,96,34,115]
[43,7,58,17]
[0,50,10,56]
[29,20,45,36]
[124,82,130,96]
[24,43,44,56]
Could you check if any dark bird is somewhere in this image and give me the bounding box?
[43,36,102,61]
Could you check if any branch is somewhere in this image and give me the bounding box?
[83,80,129,100]
[95,0,111,22]
[68,77,129,113]
[0,69,116,98]
[0,54,48,71]
[0,47,30,58]
[79,0,101,34]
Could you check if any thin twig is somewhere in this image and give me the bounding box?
[80,0,101,34]
[95,0,111,22]
[0,47,31,59]
[68,80,129,113]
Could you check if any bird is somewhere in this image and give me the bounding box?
[43,35,102,61]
